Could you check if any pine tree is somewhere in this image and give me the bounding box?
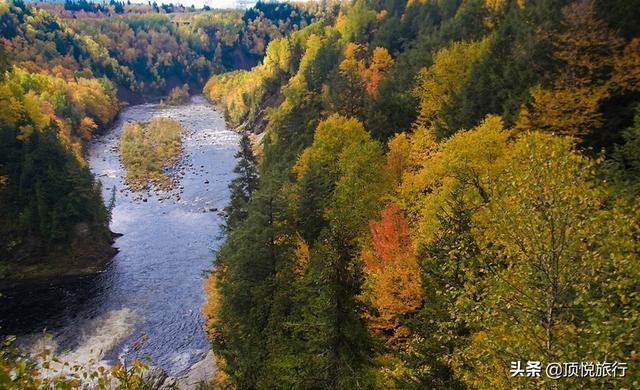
[403,187,479,389]
[224,134,259,230]
[211,177,291,389]
[288,115,388,388]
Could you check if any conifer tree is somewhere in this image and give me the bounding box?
[224,134,259,230]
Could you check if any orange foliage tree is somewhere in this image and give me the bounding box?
[363,47,393,96]
[363,202,422,343]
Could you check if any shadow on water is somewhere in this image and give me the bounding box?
[0,263,112,338]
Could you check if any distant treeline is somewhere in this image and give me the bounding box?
[64,0,200,14]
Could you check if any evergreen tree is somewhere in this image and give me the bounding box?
[113,1,124,14]
[224,134,259,230]
[212,177,291,389]
[404,187,479,389]
[604,106,640,197]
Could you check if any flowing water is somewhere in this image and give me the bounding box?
[0,95,239,375]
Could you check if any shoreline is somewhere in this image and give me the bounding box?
[143,350,216,390]
[0,233,119,292]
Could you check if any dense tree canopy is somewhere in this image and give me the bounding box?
[0,64,117,275]
[1,0,323,99]
[1,0,640,387]
[203,0,640,388]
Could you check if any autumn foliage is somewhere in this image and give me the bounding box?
[203,1,640,387]
[363,203,422,343]
[364,203,412,271]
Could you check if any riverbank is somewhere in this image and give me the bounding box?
[0,230,119,291]
[143,350,216,389]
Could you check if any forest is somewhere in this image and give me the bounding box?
[202,0,640,388]
[1,0,639,388]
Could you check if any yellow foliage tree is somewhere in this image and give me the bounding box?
[413,38,491,137]
[79,116,97,140]
[384,132,411,186]
[400,115,509,246]
[516,1,639,137]
[612,37,640,93]
[457,132,608,388]
[201,272,235,389]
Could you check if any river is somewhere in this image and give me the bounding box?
[0,95,239,375]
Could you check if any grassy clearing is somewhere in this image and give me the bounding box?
[119,117,184,191]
